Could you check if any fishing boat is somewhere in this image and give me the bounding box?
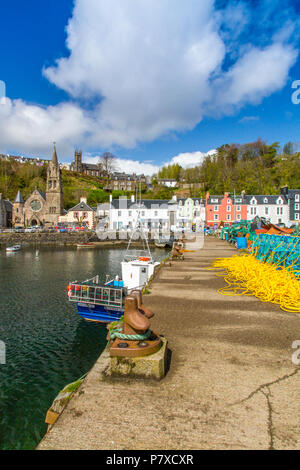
[6,244,22,252]
[68,206,160,322]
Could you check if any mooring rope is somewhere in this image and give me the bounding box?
[109,327,152,341]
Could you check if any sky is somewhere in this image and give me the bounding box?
[0,0,300,175]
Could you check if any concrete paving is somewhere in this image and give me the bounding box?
[38,238,300,450]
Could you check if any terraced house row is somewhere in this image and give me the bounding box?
[205,186,300,227]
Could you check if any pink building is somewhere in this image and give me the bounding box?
[205,192,247,227]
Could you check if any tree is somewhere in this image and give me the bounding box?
[98,152,117,177]
[283,142,294,155]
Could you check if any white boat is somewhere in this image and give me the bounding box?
[121,207,160,291]
[6,244,22,252]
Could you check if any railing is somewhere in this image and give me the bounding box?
[68,282,124,309]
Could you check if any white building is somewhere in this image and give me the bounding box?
[245,195,289,225]
[97,195,205,233]
[157,178,178,188]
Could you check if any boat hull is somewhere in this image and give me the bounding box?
[76,302,123,323]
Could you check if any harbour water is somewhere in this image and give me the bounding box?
[0,245,168,450]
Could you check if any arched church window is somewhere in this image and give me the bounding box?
[53,181,57,189]
[49,181,52,189]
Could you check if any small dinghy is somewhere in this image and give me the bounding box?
[76,243,96,249]
[6,244,22,252]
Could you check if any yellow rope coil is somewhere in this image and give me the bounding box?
[210,253,300,313]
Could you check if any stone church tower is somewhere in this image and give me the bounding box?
[45,144,63,225]
[74,149,83,172]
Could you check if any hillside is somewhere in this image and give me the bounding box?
[0,159,179,209]
[0,160,109,209]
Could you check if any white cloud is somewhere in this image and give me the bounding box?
[239,115,260,123]
[0,0,298,158]
[84,148,216,175]
[169,150,216,168]
[84,154,160,176]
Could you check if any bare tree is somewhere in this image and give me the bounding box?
[98,152,117,177]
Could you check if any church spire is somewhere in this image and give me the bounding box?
[51,142,58,165]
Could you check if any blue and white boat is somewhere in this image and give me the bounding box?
[67,275,125,322]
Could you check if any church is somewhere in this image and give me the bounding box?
[12,145,64,227]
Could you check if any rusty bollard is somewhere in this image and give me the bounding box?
[109,292,162,358]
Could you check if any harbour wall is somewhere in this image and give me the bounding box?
[0,232,159,246]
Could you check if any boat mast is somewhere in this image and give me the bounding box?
[124,182,153,262]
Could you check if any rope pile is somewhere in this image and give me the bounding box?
[211,253,300,313]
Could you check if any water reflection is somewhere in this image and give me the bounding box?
[0,245,168,449]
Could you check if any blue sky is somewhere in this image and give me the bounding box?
[0,0,300,174]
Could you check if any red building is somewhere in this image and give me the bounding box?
[205,192,247,227]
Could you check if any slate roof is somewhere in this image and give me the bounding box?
[69,201,95,212]
[4,200,12,211]
[14,190,24,203]
[207,194,288,205]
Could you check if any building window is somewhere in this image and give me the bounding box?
[237,214,241,220]
[264,198,268,203]
[237,205,241,211]
[129,211,132,216]
[295,203,299,211]
[214,214,219,221]
[265,207,269,215]
[83,212,88,219]
[250,207,257,215]
[295,213,299,220]
[154,211,158,216]
[227,206,230,212]
[226,214,231,220]
[141,211,145,216]
[214,205,218,211]
[211,199,218,203]
[295,194,299,202]
[118,211,121,217]
[277,207,283,215]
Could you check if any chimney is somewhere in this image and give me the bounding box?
[131,195,135,203]
[109,194,113,202]
[172,195,177,202]
[80,196,87,204]
[280,185,288,196]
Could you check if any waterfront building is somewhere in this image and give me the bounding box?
[177,197,205,227]
[99,195,205,231]
[280,186,300,225]
[12,145,64,227]
[244,194,289,226]
[205,192,248,227]
[0,194,12,228]
[58,197,96,229]
[205,191,291,227]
